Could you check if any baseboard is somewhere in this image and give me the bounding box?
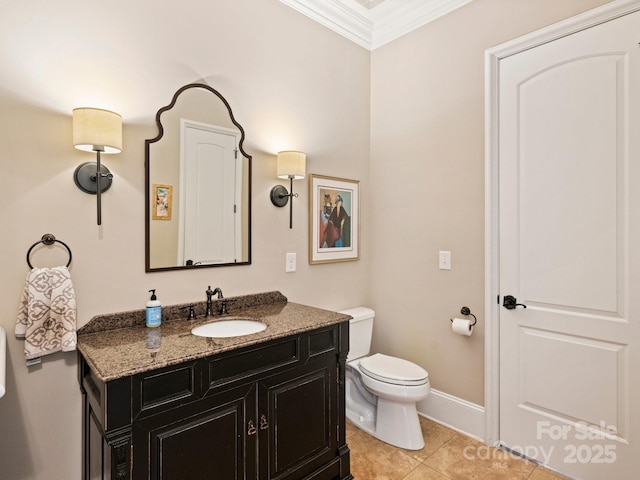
[417,388,485,442]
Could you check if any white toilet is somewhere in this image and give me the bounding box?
[340,307,430,450]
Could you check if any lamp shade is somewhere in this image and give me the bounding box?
[276,151,306,179]
[73,108,122,154]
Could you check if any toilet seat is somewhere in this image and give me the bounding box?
[359,353,428,386]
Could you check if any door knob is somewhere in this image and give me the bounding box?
[503,295,527,310]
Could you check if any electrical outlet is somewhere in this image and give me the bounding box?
[439,251,451,270]
[286,253,297,272]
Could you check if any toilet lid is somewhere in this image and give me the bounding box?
[359,353,429,386]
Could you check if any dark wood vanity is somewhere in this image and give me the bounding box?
[77,293,352,480]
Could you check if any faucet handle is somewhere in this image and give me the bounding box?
[185,304,197,320]
[217,298,236,315]
[219,300,228,316]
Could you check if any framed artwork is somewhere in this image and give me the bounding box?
[309,174,359,264]
[152,184,173,220]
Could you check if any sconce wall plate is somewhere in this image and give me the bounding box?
[270,184,290,207]
[74,161,113,194]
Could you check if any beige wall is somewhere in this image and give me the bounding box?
[0,0,614,478]
[0,1,370,479]
[369,0,611,407]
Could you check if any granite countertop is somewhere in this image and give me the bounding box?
[77,291,351,382]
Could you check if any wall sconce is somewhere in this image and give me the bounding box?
[72,107,122,225]
[270,151,306,229]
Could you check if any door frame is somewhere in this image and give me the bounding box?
[484,0,640,447]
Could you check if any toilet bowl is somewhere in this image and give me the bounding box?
[340,307,430,450]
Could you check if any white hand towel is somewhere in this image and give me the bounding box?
[15,266,77,361]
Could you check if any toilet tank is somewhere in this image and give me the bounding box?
[339,307,375,362]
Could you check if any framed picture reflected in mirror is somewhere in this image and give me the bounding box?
[152,184,172,220]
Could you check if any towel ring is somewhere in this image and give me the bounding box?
[26,234,72,269]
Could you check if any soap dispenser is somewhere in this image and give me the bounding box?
[146,289,162,327]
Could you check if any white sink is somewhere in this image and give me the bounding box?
[191,318,267,338]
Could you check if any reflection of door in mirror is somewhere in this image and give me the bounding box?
[179,120,242,266]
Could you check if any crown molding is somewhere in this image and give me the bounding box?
[280,0,473,50]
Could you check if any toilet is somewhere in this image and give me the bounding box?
[340,307,430,450]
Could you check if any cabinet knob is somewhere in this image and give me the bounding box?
[247,420,257,436]
[260,414,269,430]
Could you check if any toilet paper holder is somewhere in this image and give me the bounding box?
[450,306,477,327]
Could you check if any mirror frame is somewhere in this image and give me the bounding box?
[145,83,252,272]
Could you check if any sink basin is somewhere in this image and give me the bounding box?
[191,318,267,338]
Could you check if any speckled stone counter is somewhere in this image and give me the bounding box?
[77,291,350,382]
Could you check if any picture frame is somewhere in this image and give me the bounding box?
[309,174,359,264]
[152,184,173,220]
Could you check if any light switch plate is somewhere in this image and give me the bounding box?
[286,253,297,272]
[439,251,451,270]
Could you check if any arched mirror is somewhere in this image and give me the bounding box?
[145,83,251,272]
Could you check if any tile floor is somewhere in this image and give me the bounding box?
[346,417,571,480]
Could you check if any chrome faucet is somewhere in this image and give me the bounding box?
[205,286,225,317]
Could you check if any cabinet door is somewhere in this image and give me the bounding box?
[258,361,338,480]
[132,383,256,480]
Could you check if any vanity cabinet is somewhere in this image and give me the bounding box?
[79,322,351,480]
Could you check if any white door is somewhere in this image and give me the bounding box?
[498,9,640,479]
[180,121,239,265]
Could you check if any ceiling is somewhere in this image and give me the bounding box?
[280,0,473,50]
